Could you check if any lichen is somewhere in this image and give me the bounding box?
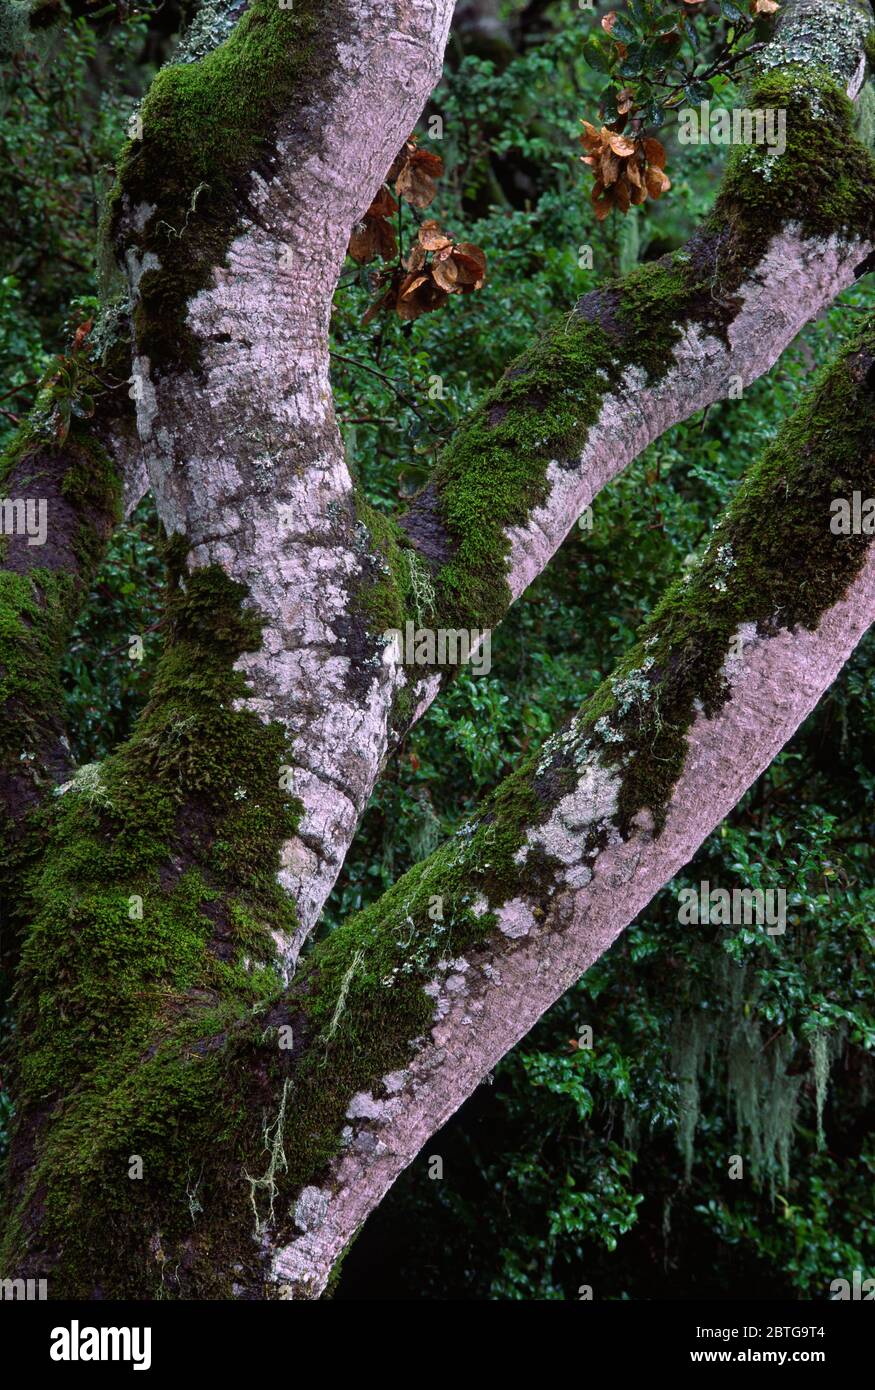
[756,2,871,87]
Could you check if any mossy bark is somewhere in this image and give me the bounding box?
[0,340,133,970]
[266,316,875,1296]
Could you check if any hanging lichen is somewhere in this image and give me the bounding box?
[811,1029,830,1151]
[669,954,845,1194]
[671,1009,711,1180]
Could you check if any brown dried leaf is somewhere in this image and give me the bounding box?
[368,187,398,219]
[396,269,448,321]
[396,163,438,208]
[452,246,487,290]
[348,214,396,264]
[600,149,620,186]
[643,137,667,169]
[348,219,379,264]
[644,165,671,198]
[432,257,459,293]
[580,120,602,153]
[607,131,636,157]
[417,219,452,251]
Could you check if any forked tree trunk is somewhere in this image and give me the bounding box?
[1,0,875,1298]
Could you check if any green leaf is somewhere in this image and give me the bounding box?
[600,86,621,125]
[610,15,639,44]
[641,97,666,128]
[583,35,614,74]
[619,45,645,78]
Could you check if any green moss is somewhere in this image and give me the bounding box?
[425,256,712,632]
[1,557,306,1296]
[0,416,124,980]
[0,424,122,764]
[351,499,413,639]
[579,319,875,835]
[106,0,334,373]
[269,764,543,1204]
[246,324,875,1263]
[716,68,875,253]
[0,569,76,757]
[410,62,875,642]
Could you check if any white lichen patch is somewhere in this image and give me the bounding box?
[293,1186,330,1234]
[68,762,113,810]
[611,656,655,717]
[517,751,622,876]
[495,898,538,939]
[710,542,736,593]
[593,716,623,745]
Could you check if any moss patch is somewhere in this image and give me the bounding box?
[399,65,875,640]
[578,317,875,835]
[716,67,875,257]
[1,557,306,1297]
[107,0,337,374]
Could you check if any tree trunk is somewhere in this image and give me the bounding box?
[2,0,875,1299]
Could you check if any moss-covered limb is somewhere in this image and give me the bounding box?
[107,0,338,376]
[394,13,875,647]
[239,317,875,1295]
[0,557,309,1297]
[581,315,875,834]
[0,333,134,968]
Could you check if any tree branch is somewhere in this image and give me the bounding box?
[270,312,875,1296]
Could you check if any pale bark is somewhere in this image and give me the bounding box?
[123,0,457,961]
[267,0,875,959]
[273,550,875,1296]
